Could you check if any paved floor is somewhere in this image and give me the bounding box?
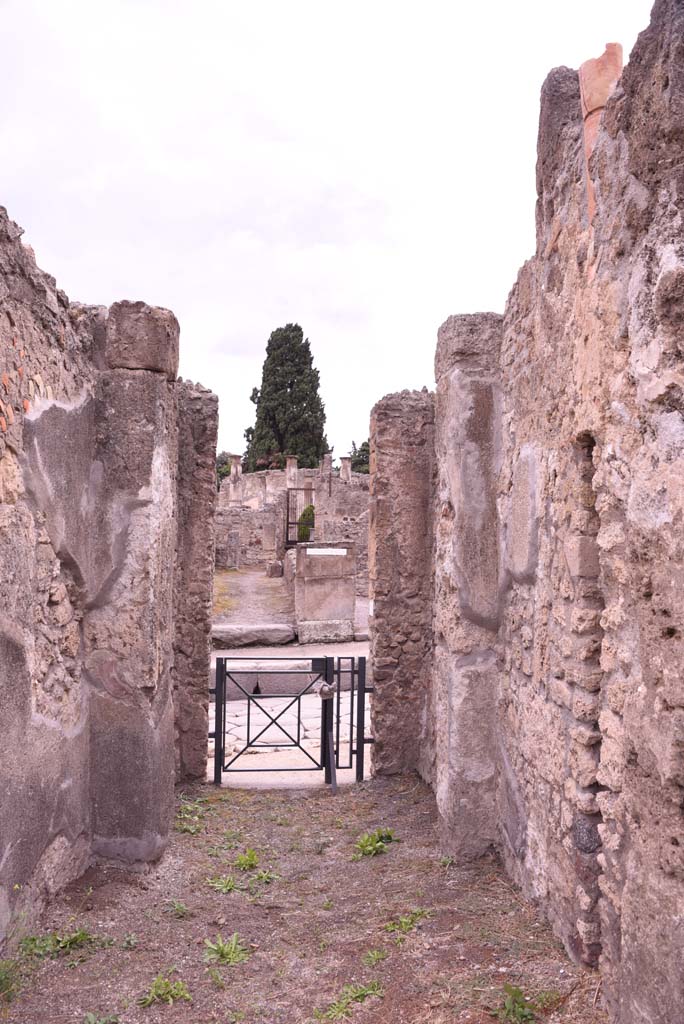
[208,690,371,788]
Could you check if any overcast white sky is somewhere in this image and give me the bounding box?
[2,0,652,459]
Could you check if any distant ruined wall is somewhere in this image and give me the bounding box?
[215,497,285,569]
[369,3,684,1021]
[0,206,216,948]
[216,461,370,594]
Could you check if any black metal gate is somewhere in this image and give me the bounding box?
[210,656,372,791]
[285,488,315,547]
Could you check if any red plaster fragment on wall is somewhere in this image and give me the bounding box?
[1,373,8,392]
[23,399,30,413]
[0,416,6,433]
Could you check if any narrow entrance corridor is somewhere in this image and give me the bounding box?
[4,779,607,1023]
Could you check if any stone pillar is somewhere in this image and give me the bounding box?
[579,44,622,221]
[320,453,332,474]
[340,456,352,483]
[173,382,218,780]
[230,454,242,479]
[285,455,298,488]
[294,544,356,643]
[432,314,503,859]
[85,301,180,861]
[369,390,435,774]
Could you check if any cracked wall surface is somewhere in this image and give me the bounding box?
[0,208,217,947]
[369,3,684,1021]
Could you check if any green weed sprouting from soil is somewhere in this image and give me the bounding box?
[203,932,250,966]
[0,959,19,1003]
[164,900,191,919]
[352,827,398,860]
[494,983,536,1022]
[383,908,431,941]
[362,948,388,967]
[206,874,239,894]
[20,928,97,959]
[83,1014,119,1024]
[234,848,259,871]
[137,972,191,1007]
[174,795,214,836]
[314,981,383,1020]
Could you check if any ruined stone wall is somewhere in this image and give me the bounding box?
[310,474,369,597]
[369,3,684,1020]
[0,207,216,948]
[369,391,434,774]
[173,382,219,780]
[216,463,370,595]
[429,314,503,860]
[214,497,285,568]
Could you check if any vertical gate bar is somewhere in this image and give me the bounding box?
[347,658,355,769]
[327,709,337,795]
[356,657,367,783]
[324,657,334,784]
[320,661,327,770]
[335,658,342,769]
[213,658,225,785]
[297,694,301,746]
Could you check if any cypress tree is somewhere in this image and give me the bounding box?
[243,323,328,471]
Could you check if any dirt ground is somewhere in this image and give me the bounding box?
[213,569,295,625]
[1,777,608,1024]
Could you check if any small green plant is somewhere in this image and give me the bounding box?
[164,899,191,919]
[234,848,259,871]
[297,504,315,542]
[206,875,239,894]
[206,966,225,989]
[314,981,383,1020]
[352,827,397,860]
[384,908,431,938]
[83,1015,119,1024]
[0,959,19,1003]
[203,932,250,966]
[322,898,334,910]
[362,948,388,967]
[494,983,536,1023]
[533,990,562,1012]
[20,928,96,959]
[439,854,454,868]
[174,796,211,836]
[138,972,191,1007]
[175,818,202,836]
[253,868,277,884]
[121,933,138,949]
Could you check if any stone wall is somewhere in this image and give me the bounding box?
[369,4,684,1021]
[173,382,219,780]
[0,207,216,948]
[216,457,370,594]
[215,496,285,569]
[369,390,434,774]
